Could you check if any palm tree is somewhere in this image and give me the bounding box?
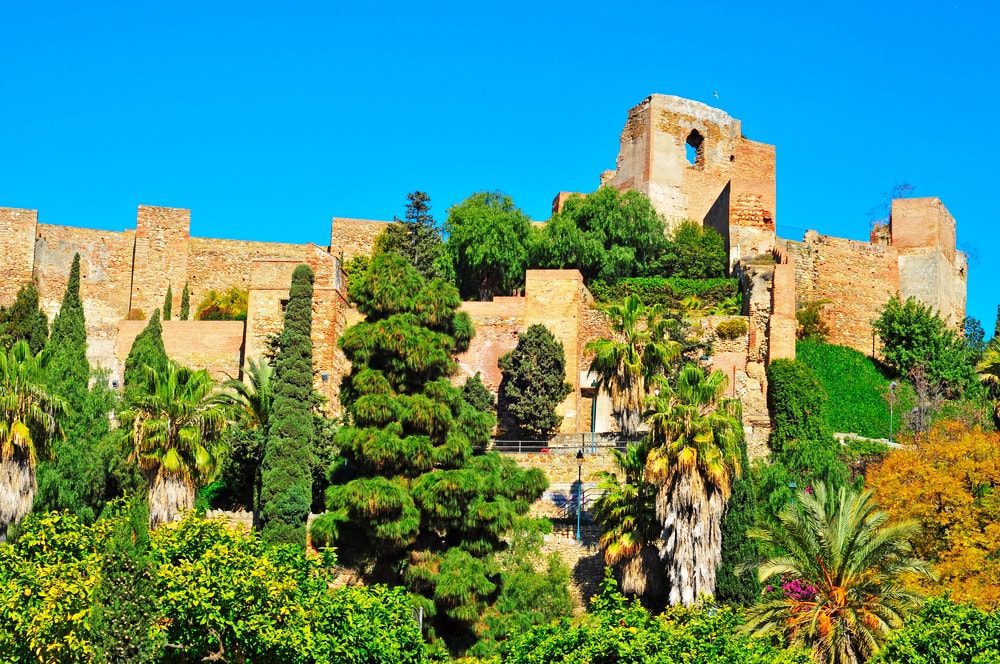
[591,439,663,602]
[976,338,1000,420]
[120,361,228,528]
[745,483,932,664]
[213,358,273,510]
[586,295,680,436]
[0,341,66,538]
[645,364,742,606]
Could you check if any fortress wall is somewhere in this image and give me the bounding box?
[187,237,312,312]
[33,223,136,369]
[0,207,38,304]
[130,206,190,318]
[457,297,526,391]
[114,320,245,381]
[786,232,900,355]
[330,217,391,260]
[732,138,777,218]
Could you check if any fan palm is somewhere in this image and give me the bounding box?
[976,338,1000,419]
[645,363,742,606]
[591,439,663,601]
[0,341,66,538]
[745,483,933,664]
[586,295,680,436]
[120,361,228,528]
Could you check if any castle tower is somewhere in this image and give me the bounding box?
[601,94,777,268]
[130,205,191,318]
[0,207,38,303]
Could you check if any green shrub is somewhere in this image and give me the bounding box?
[196,287,249,321]
[795,299,830,340]
[715,318,748,340]
[872,597,1000,663]
[590,277,739,310]
[797,339,909,439]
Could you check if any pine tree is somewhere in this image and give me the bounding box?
[993,304,1000,340]
[0,282,49,353]
[124,309,168,394]
[162,285,173,321]
[179,283,190,321]
[378,191,452,281]
[311,253,546,646]
[499,324,573,440]
[260,265,315,545]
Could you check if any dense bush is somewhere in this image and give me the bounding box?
[0,281,48,353]
[872,597,1000,663]
[795,299,830,341]
[651,219,728,279]
[797,339,908,439]
[766,358,831,452]
[499,324,572,439]
[502,571,809,663]
[196,286,249,321]
[0,509,426,663]
[715,318,748,340]
[590,276,739,310]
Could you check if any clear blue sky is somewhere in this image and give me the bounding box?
[2,1,997,329]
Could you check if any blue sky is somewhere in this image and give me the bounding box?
[2,1,997,328]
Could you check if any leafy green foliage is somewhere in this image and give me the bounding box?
[461,372,495,416]
[589,276,739,310]
[499,324,572,439]
[766,358,832,452]
[964,316,986,366]
[871,597,1000,663]
[651,219,728,279]
[123,309,168,395]
[873,296,977,397]
[503,570,809,663]
[0,509,427,663]
[716,436,761,605]
[179,282,190,320]
[528,187,669,283]
[445,191,531,300]
[0,281,48,353]
[715,318,748,340]
[797,339,909,439]
[796,299,830,341]
[261,265,315,545]
[317,253,547,650]
[195,286,249,321]
[378,191,453,282]
[162,285,172,321]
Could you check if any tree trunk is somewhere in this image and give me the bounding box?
[148,470,194,529]
[657,469,725,606]
[617,545,665,602]
[0,455,35,540]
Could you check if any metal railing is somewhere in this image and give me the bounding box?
[487,433,641,454]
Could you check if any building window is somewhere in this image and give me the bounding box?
[686,129,705,168]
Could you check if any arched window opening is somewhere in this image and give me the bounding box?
[685,129,705,168]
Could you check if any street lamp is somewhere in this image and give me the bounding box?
[576,449,584,542]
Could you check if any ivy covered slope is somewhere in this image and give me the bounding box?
[796,339,905,439]
[311,252,547,646]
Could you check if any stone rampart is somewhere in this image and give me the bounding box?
[114,320,246,382]
[330,217,391,260]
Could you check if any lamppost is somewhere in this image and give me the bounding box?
[888,381,898,444]
[576,449,584,542]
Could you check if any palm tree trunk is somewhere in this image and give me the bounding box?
[0,456,35,540]
[617,545,665,601]
[657,469,725,606]
[148,470,195,529]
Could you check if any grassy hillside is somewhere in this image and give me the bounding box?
[796,339,907,439]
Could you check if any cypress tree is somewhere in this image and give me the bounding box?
[462,372,495,415]
[124,309,168,393]
[35,253,121,521]
[162,285,173,321]
[0,282,49,353]
[179,283,190,321]
[499,324,573,439]
[260,265,315,545]
[715,437,761,605]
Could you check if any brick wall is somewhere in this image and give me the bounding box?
[330,217,391,260]
[130,206,191,318]
[114,320,245,382]
[0,207,38,303]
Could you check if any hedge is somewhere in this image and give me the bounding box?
[589,277,739,308]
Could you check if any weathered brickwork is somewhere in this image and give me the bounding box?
[329,217,391,260]
[0,207,38,303]
[114,321,245,381]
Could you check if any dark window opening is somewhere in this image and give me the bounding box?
[686,129,705,168]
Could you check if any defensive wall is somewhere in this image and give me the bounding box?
[0,93,968,455]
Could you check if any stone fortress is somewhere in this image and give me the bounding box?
[0,94,967,456]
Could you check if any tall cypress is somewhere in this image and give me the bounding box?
[715,437,761,605]
[124,309,168,394]
[47,254,89,399]
[260,265,315,545]
[179,283,190,321]
[163,285,173,321]
[0,282,49,353]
